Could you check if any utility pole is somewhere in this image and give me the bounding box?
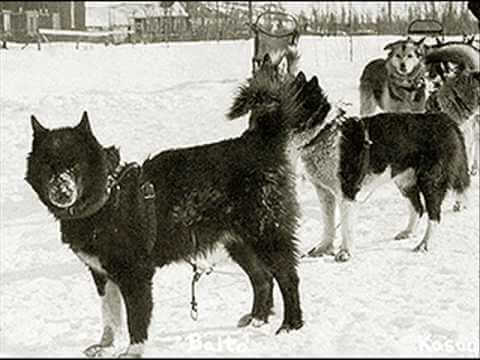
[387,1,392,33]
[349,1,353,62]
[248,1,252,38]
[216,1,219,42]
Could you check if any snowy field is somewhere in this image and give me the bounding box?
[0,36,478,357]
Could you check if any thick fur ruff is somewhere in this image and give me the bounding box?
[359,37,427,116]
[25,78,318,356]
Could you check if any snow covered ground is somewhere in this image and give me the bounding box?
[0,36,478,357]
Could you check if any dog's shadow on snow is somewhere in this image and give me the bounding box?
[357,236,426,256]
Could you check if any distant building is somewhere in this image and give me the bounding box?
[85,1,189,41]
[0,1,85,41]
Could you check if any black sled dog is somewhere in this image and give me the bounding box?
[25,58,327,358]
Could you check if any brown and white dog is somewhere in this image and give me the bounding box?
[359,37,427,116]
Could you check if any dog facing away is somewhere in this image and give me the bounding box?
[25,59,330,357]
[359,37,427,116]
[273,75,470,262]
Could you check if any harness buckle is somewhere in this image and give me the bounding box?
[141,182,156,200]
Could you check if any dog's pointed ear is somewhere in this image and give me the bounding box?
[308,76,319,89]
[227,85,252,120]
[383,40,397,51]
[31,115,49,137]
[77,111,93,134]
[295,71,307,87]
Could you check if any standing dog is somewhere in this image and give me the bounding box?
[284,78,471,262]
[25,60,327,357]
[359,37,427,116]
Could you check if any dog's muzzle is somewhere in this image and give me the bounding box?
[48,172,79,209]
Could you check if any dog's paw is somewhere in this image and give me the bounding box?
[307,244,335,257]
[413,241,428,253]
[237,313,253,328]
[83,344,116,358]
[334,249,351,262]
[251,318,268,328]
[117,344,144,358]
[237,314,269,328]
[275,319,304,335]
[394,230,413,240]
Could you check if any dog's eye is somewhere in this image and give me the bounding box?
[407,54,413,59]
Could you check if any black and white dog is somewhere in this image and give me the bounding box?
[301,104,471,261]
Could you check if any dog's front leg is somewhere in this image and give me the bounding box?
[308,185,336,257]
[84,271,125,358]
[116,272,154,358]
[335,198,355,262]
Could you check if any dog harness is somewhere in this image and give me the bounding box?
[108,162,158,254]
[387,63,426,106]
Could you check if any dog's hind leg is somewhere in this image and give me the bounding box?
[84,271,125,358]
[413,172,447,252]
[226,243,274,328]
[259,238,303,334]
[308,185,336,257]
[394,186,424,240]
[335,198,355,262]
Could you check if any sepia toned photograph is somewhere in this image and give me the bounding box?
[0,1,479,357]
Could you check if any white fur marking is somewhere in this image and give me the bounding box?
[339,198,355,252]
[357,167,416,202]
[101,281,125,345]
[76,251,107,275]
[123,342,144,357]
[356,167,393,201]
[404,200,419,234]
